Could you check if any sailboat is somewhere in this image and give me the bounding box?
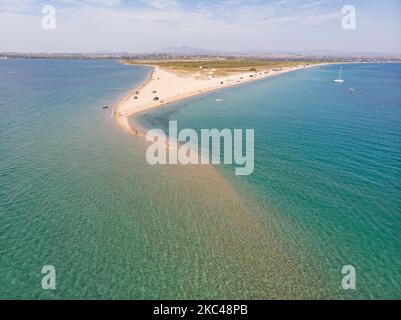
[333,67,344,83]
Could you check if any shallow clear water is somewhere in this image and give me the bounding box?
[139,63,401,299]
[1,60,400,299]
[1,59,325,299]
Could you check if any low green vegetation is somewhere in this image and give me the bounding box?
[123,59,322,76]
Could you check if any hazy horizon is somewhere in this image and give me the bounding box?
[2,46,401,56]
[1,0,400,54]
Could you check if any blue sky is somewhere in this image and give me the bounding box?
[0,0,400,53]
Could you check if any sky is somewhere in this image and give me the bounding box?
[0,0,400,53]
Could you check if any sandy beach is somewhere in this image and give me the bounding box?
[114,63,326,135]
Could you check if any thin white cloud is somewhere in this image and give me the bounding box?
[0,0,37,13]
[0,0,400,53]
[146,0,179,10]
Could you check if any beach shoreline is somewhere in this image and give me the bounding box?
[114,62,331,136]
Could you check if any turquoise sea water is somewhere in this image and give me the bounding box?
[1,59,317,299]
[139,63,401,299]
[1,60,400,299]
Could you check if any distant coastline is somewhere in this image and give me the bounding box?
[2,50,401,63]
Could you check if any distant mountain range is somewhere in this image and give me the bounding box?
[151,46,230,56]
[151,46,401,57]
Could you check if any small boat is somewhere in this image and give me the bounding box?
[102,106,109,110]
[349,87,356,92]
[333,67,344,83]
[216,99,224,102]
